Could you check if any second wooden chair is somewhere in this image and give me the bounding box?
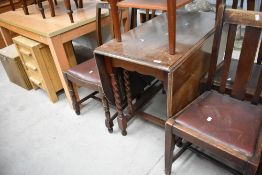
[165,5,262,175]
[64,2,116,133]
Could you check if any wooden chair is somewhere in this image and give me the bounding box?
[165,5,262,175]
[107,0,193,55]
[202,0,261,100]
[64,2,117,133]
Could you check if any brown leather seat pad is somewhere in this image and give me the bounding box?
[175,91,262,157]
[66,58,101,85]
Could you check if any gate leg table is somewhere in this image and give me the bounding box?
[95,11,226,135]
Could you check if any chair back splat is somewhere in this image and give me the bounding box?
[207,5,262,103]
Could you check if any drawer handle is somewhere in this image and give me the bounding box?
[29,77,41,86]
[25,63,37,71]
[20,48,32,56]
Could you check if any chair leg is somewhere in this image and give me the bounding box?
[165,119,176,175]
[101,94,114,133]
[53,0,57,5]
[140,13,146,24]
[130,8,137,29]
[10,0,15,11]
[48,0,56,17]
[21,0,29,15]
[37,0,45,19]
[78,0,83,8]
[64,0,74,23]
[66,78,80,115]
[244,162,258,175]
[74,0,79,8]
[256,156,262,175]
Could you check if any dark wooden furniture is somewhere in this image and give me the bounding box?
[23,0,81,22]
[108,0,193,55]
[201,0,261,100]
[9,0,15,10]
[21,0,29,14]
[26,0,55,18]
[165,6,262,175]
[36,0,58,18]
[64,2,116,132]
[94,10,222,135]
[63,0,83,23]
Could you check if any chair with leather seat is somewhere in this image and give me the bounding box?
[165,5,262,175]
[64,2,116,133]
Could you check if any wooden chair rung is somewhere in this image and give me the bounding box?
[78,91,99,104]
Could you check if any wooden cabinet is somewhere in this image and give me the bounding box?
[13,36,62,102]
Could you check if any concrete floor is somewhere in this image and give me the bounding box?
[0,58,238,175]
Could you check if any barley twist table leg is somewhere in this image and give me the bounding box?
[101,93,114,133]
[123,69,133,116]
[110,72,127,136]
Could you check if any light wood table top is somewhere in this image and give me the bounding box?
[0,0,108,37]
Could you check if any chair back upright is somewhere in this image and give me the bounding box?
[207,4,262,104]
[96,2,111,46]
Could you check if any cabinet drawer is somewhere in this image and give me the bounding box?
[23,62,38,71]
[29,76,44,89]
[26,67,42,81]
[16,45,38,66]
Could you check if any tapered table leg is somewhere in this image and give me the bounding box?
[64,0,74,23]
